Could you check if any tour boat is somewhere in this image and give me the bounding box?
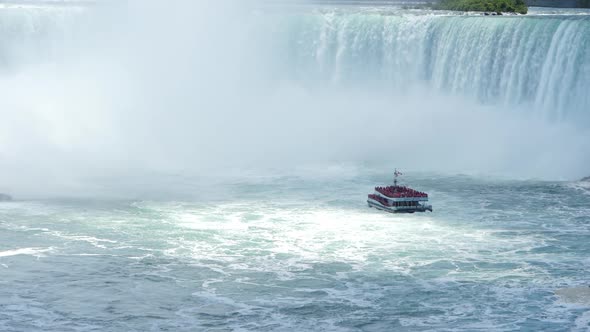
[367,170,432,213]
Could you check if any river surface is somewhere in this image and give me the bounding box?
[1,169,590,331]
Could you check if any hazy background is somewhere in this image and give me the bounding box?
[0,0,589,197]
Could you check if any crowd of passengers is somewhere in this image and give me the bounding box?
[368,194,391,206]
[368,194,420,207]
[375,186,428,198]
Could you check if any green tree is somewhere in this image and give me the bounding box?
[437,0,528,14]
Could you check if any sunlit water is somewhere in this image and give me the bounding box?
[1,169,590,331]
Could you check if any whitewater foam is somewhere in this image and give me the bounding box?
[0,247,52,258]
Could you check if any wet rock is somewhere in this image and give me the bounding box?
[581,176,590,182]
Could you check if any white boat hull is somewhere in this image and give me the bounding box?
[367,199,432,213]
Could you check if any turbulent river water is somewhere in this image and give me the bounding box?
[2,170,590,331]
[1,3,590,332]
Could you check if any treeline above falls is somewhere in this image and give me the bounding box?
[267,0,589,8]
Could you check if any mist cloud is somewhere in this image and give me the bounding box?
[0,1,588,197]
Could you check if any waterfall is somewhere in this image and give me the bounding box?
[267,12,590,122]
